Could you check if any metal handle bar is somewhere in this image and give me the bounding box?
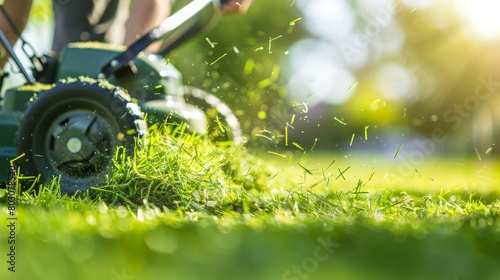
[99,0,222,78]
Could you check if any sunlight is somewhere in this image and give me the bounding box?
[456,0,500,39]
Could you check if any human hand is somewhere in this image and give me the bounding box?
[221,0,253,15]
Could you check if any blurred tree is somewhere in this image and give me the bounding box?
[279,0,500,155]
[395,1,500,155]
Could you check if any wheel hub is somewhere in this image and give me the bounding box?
[66,137,83,153]
[47,110,114,177]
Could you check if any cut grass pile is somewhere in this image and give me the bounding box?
[1,124,500,280]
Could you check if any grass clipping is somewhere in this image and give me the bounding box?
[95,124,276,214]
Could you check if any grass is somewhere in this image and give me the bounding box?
[1,124,500,280]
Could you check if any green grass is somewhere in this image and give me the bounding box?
[1,124,500,280]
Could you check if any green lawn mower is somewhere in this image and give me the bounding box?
[0,0,242,194]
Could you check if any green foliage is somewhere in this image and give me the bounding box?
[29,0,53,22]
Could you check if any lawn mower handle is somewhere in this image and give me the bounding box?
[100,0,227,78]
[0,29,36,84]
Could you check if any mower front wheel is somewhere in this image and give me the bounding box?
[17,78,147,194]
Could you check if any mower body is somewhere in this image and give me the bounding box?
[0,42,207,183]
[0,110,19,181]
[0,86,45,182]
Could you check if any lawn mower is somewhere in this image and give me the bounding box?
[0,0,242,194]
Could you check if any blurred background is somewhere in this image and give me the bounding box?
[8,0,500,157]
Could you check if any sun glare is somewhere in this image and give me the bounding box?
[456,0,500,39]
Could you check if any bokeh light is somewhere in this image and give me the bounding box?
[400,0,436,9]
[296,0,356,39]
[376,62,417,102]
[287,39,357,105]
[454,0,500,39]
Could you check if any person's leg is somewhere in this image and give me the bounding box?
[0,0,33,67]
[52,0,96,53]
[51,0,129,53]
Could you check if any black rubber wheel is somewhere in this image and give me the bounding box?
[17,77,147,194]
[183,86,243,144]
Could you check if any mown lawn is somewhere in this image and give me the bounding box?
[1,126,500,280]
